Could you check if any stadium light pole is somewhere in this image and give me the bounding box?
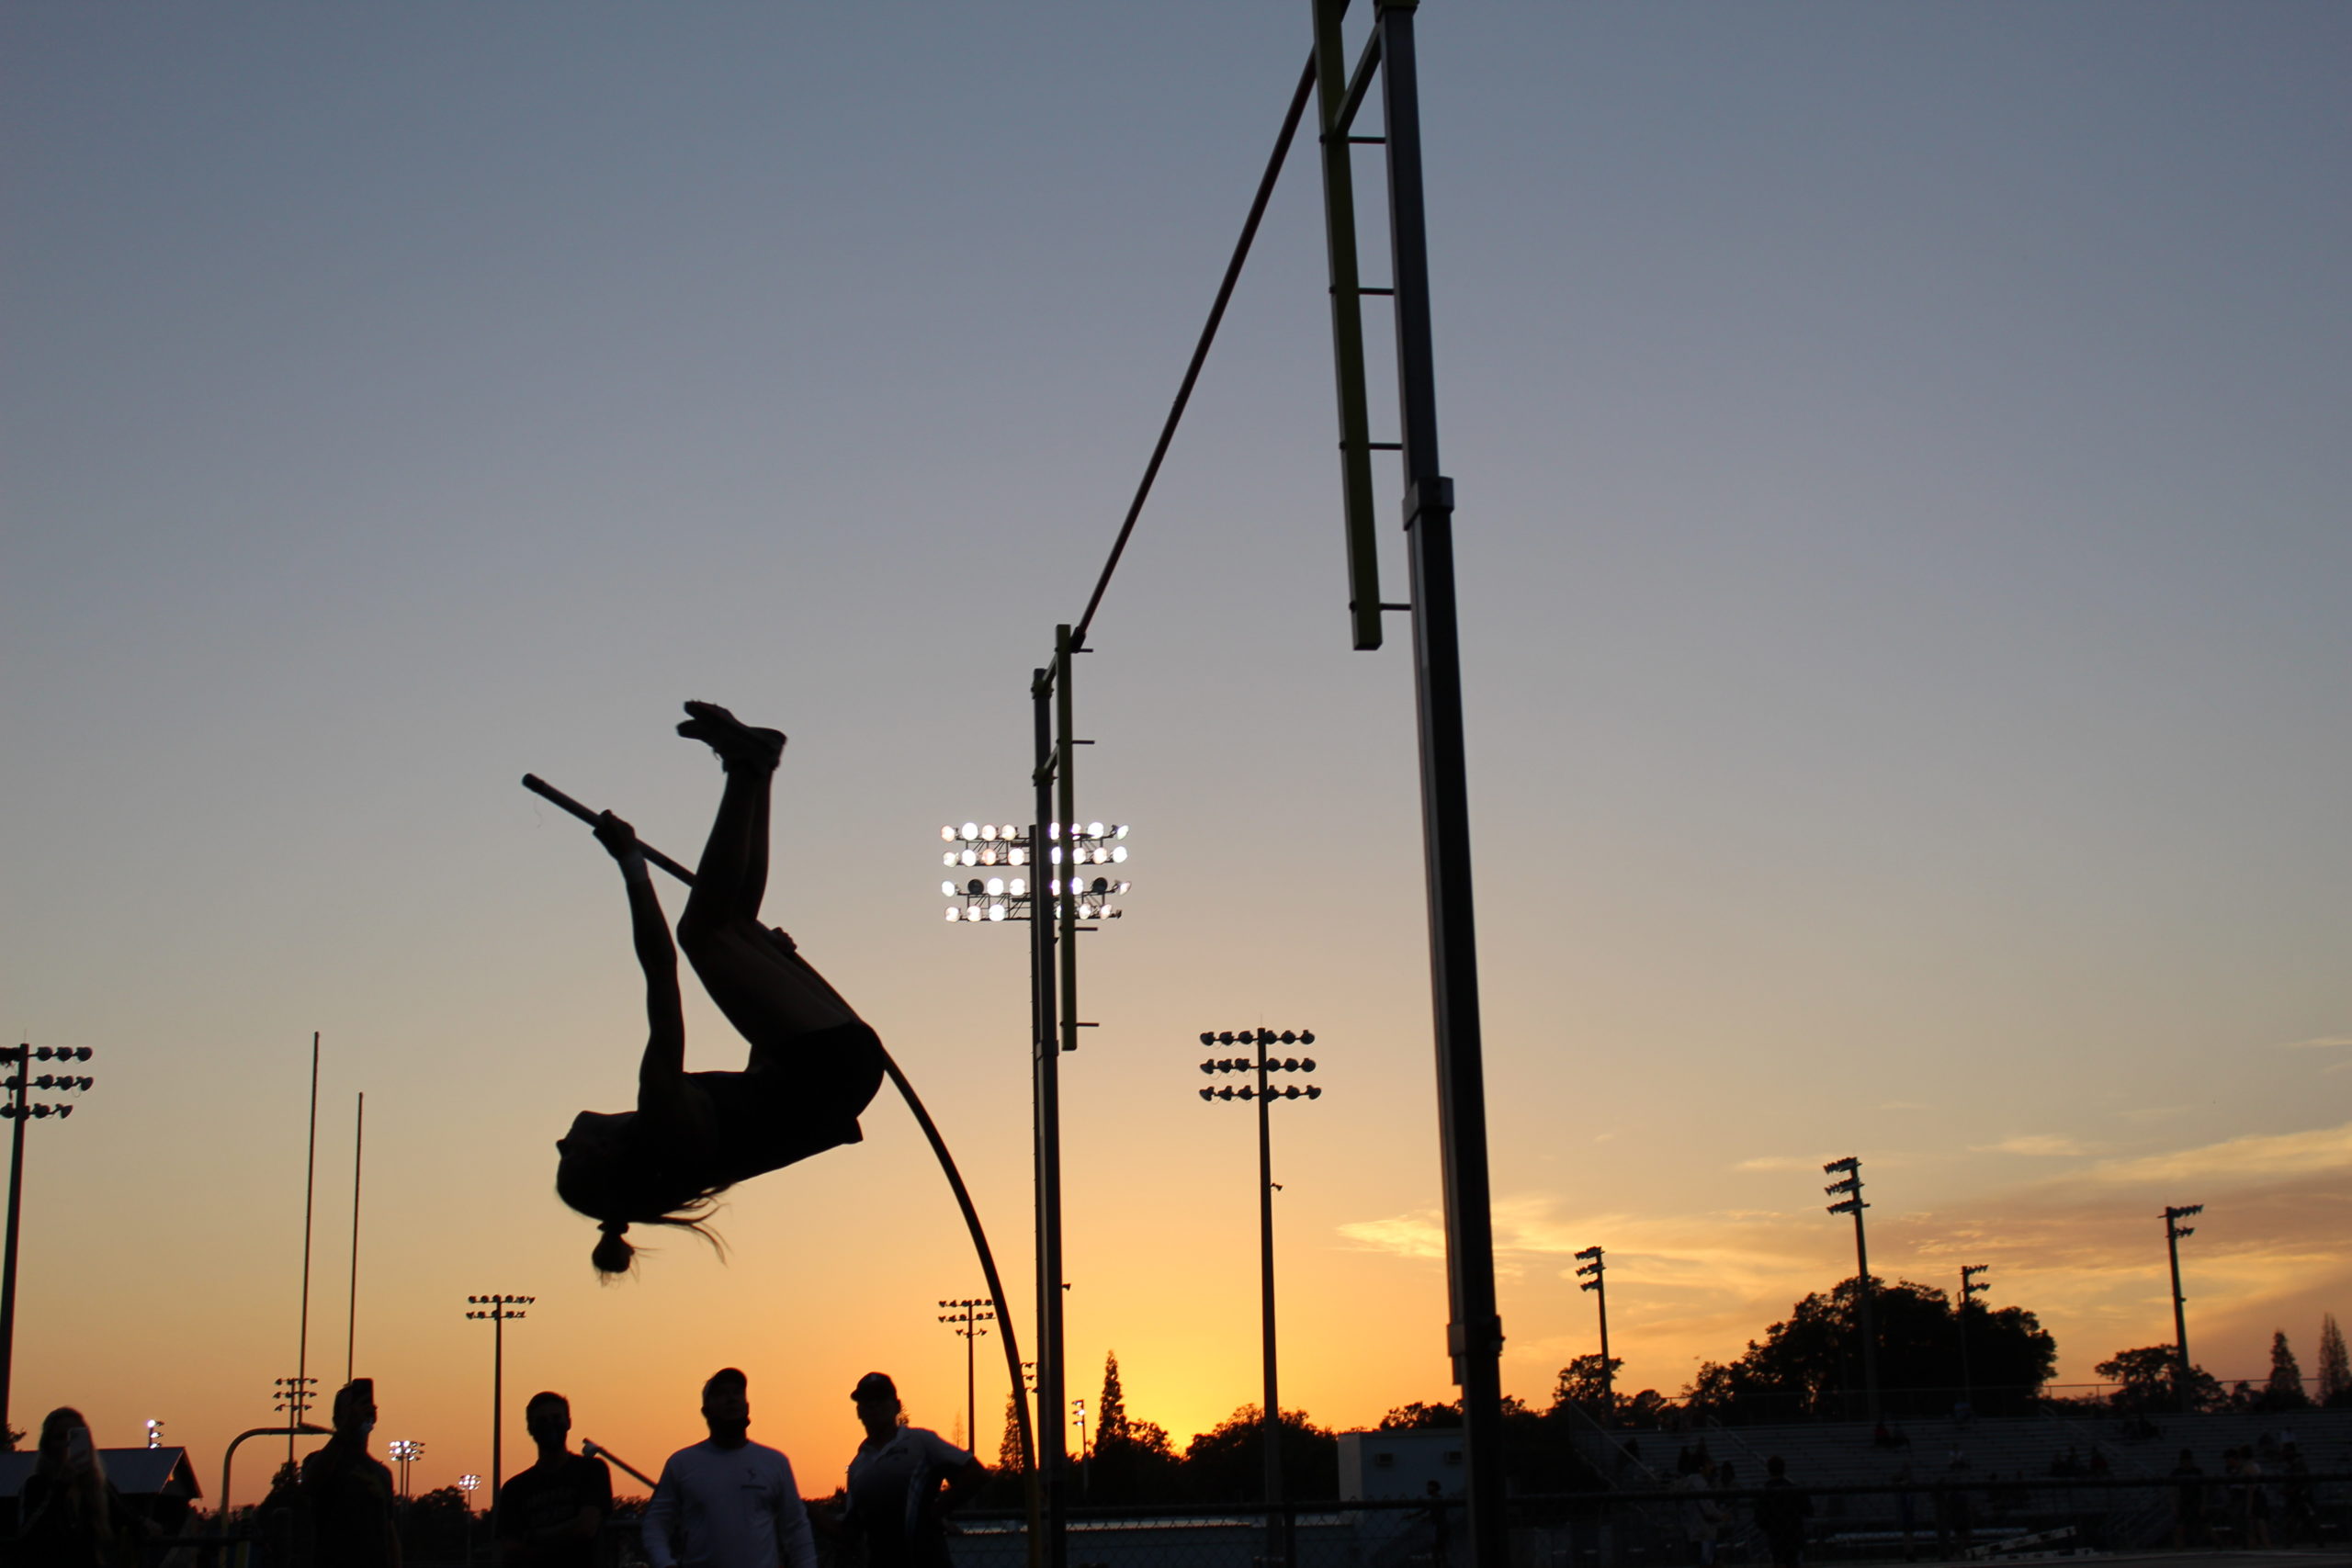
[1823,1156,1880,1422]
[939,1297,995,1452]
[465,1294,531,1514]
[1957,1264,1989,1411]
[0,1042,96,1440]
[389,1438,424,1500]
[1199,1027,1320,1568]
[1574,1246,1612,1418]
[2164,1203,2202,1412]
[938,812,1129,1568]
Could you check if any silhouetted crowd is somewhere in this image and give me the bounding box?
[15,1366,982,1568]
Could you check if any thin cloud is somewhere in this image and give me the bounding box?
[1732,1156,1816,1173]
[2277,1035,2352,1050]
[1971,1134,2094,1157]
[2087,1120,2352,1186]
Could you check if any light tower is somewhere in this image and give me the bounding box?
[935,813,1132,1556]
[465,1293,532,1511]
[939,1296,996,1452]
[0,1042,96,1439]
[1823,1156,1879,1421]
[388,1438,425,1499]
[1199,1027,1320,1568]
[2164,1203,2203,1412]
[1957,1263,1989,1409]
[1574,1246,1611,1416]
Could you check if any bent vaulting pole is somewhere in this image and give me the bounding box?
[520,773,1037,1480]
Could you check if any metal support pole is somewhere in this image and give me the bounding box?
[1032,660,1069,1568]
[0,1045,27,1442]
[1364,7,1509,1564]
[1851,1205,1880,1422]
[294,1032,319,1469]
[1258,1041,1284,1568]
[2164,1204,2201,1413]
[492,1309,504,1507]
[346,1092,364,1384]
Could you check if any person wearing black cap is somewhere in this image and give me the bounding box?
[298,1378,401,1567]
[842,1373,986,1568]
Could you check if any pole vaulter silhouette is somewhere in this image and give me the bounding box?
[523,701,1034,1472]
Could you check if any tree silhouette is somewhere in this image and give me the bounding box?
[1686,1277,2056,1422]
[1182,1406,1338,1501]
[2097,1345,2222,1413]
[2318,1314,2352,1407]
[1553,1354,1626,1416]
[1097,1351,1129,1448]
[2264,1330,2310,1410]
[997,1393,1026,1473]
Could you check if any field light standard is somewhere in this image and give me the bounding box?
[936,815,1131,1558]
[1957,1264,1989,1410]
[0,1042,96,1439]
[1199,1027,1320,1568]
[1574,1247,1612,1416]
[939,1297,995,1452]
[465,1293,531,1512]
[389,1438,424,1500]
[2164,1203,2202,1412]
[1823,1156,1880,1422]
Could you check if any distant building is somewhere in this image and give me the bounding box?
[1338,1427,1465,1502]
[0,1445,203,1536]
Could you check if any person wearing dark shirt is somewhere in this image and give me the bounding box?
[498,1393,615,1568]
[842,1373,985,1568]
[299,1379,401,1568]
[1753,1456,1813,1568]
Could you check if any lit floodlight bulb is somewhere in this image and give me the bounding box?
[1087,821,1103,839]
[942,882,957,897]
[1009,878,1026,897]
[943,852,957,867]
[979,847,998,864]
[1114,880,1130,893]
[944,907,960,922]
[1009,847,1026,865]
[1110,845,1126,862]
[985,877,1005,897]
[981,824,998,840]
[941,826,956,841]
[1114,824,1129,839]
[962,822,978,840]
[989,903,1007,921]
[1048,822,1061,839]
[1077,902,1095,919]
[964,907,983,922]
[961,849,978,866]
[1049,847,1063,864]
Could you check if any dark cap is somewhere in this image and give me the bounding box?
[852,1371,898,1403]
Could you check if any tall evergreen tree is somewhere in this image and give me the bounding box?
[2318,1314,2352,1405]
[999,1393,1027,1472]
[1098,1351,1129,1447]
[2265,1330,2309,1408]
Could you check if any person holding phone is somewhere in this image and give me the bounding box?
[17,1406,144,1567]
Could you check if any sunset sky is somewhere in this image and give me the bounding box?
[4,2,2348,1503]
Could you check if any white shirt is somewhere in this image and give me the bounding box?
[642,1438,817,1568]
[845,1425,972,1560]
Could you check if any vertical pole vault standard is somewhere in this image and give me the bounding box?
[1312,6,1505,1564]
[1032,651,1069,1568]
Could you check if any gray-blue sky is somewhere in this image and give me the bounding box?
[4,2,2347,1474]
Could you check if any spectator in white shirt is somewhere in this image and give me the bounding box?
[842,1372,987,1568]
[644,1368,817,1568]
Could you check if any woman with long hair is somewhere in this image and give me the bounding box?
[556,702,886,1275]
[17,1406,141,1568]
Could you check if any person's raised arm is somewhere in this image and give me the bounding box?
[594,814,687,1111]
